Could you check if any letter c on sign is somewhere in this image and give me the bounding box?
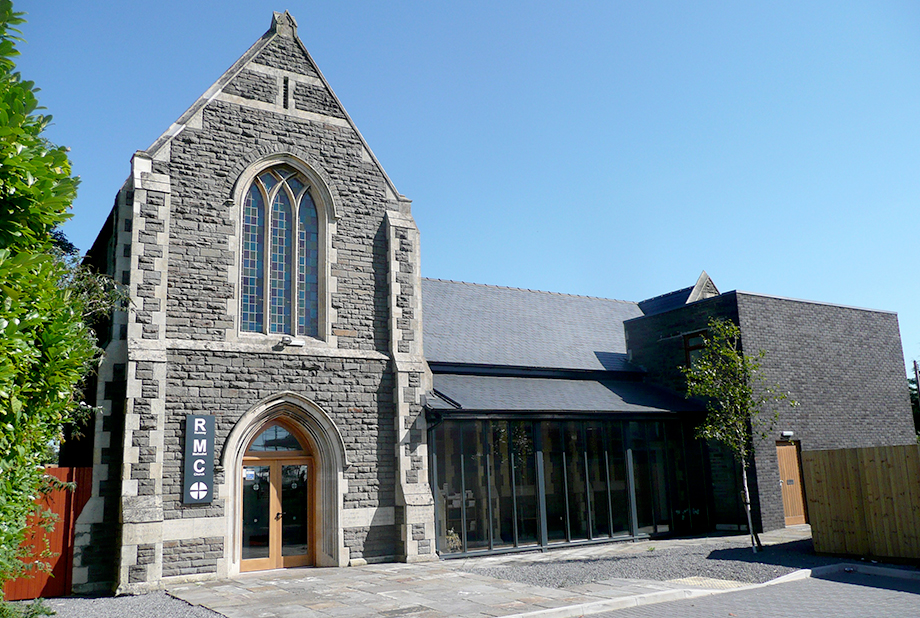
[194,459,205,473]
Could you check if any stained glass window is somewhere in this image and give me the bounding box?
[298,192,319,338]
[240,166,320,337]
[269,190,293,334]
[241,185,266,332]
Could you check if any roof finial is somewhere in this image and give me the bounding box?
[271,11,298,38]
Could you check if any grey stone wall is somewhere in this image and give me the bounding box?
[163,350,396,518]
[162,537,224,578]
[294,82,346,118]
[736,293,916,531]
[253,35,320,77]
[165,101,392,347]
[81,13,433,591]
[72,192,132,594]
[344,525,398,563]
[223,69,276,103]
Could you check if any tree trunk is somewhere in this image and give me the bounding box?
[740,465,762,553]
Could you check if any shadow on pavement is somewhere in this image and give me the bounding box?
[814,571,920,595]
[707,539,920,582]
[707,539,838,570]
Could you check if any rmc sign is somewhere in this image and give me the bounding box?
[183,415,215,504]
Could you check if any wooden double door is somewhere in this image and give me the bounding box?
[241,422,314,572]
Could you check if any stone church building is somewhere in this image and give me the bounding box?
[70,12,916,593]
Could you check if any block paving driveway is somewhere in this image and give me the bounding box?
[594,570,920,618]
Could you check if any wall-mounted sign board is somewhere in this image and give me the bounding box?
[183,415,215,504]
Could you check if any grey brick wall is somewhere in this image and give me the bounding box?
[625,291,916,533]
[625,295,747,529]
[625,294,740,395]
[736,293,916,531]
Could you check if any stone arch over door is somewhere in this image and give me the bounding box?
[223,392,348,572]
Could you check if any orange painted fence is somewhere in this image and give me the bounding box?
[801,444,920,560]
[2,467,92,601]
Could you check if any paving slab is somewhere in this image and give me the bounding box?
[165,526,822,618]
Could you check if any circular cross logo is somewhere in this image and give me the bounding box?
[189,482,209,500]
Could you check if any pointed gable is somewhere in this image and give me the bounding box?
[253,32,321,78]
[638,271,720,316]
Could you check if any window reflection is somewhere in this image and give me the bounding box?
[433,418,686,555]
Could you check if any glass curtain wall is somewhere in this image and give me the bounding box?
[433,417,699,556]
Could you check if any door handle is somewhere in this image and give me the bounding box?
[275,512,282,521]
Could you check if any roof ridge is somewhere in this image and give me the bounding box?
[422,277,636,304]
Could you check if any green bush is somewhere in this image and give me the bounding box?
[0,0,121,590]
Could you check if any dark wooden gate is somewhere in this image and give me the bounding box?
[2,467,92,601]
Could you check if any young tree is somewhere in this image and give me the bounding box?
[682,318,796,553]
[0,0,119,589]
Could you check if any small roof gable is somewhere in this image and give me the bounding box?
[638,271,719,316]
[422,279,643,371]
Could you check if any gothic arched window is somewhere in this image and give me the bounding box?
[241,165,319,338]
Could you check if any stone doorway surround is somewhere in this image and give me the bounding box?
[223,392,349,575]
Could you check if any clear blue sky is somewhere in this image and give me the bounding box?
[15,1,920,375]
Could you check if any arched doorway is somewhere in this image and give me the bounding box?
[240,420,315,572]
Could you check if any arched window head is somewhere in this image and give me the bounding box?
[241,165,319,337]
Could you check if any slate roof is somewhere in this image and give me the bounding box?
[422,279,643,371]
[637,286,694,316]
[429,374,701,413]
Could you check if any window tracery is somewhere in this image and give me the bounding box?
[241,165,319,337]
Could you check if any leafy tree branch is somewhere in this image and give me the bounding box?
[682,317,797,552]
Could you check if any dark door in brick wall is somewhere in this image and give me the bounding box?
[241,422,315,571]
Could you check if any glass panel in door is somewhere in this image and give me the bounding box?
[281,464,310,557]
[242,465,271,560]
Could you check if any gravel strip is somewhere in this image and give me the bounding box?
[19,591,222,618]
[461,538,919,588]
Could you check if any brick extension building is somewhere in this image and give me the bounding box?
[69,12,915,593]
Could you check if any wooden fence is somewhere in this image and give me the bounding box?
[2,467,92,601]
[801,444,920,560]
